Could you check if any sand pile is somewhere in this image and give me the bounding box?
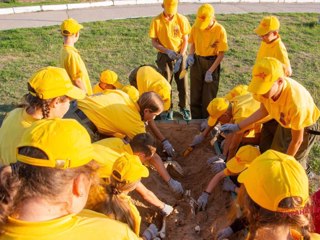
[131,120,244,240]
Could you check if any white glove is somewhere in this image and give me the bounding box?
[207,154,226,165]
[165,49,178,60]
[217,226,234,240]
[221,123,240,135]
[161,203,173,216]
[197,191,209,211]
[222,177,237,192]
[186,54,195,66]
[173,57,182,74]
[191,134,205,146]
[142,224,158,240]
[211,159,226,175]
[162,139,175,157]
[204,70,213,83]
[167,178,184,195]
[200,120,208,132]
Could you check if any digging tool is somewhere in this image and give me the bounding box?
[184,190,198,216]
[163,157,184,176]
[157,217,167,239]
[182,146,194,157]
[179,62,189,79]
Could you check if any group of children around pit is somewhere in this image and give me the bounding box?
[0,0,319,239]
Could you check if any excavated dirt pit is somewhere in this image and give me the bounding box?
[131,119,246,240]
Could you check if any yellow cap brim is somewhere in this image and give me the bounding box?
[164,5,177,14]
[248,77,273,95]
[113,81,123,89]
[195,17,211,30]
[66,85,86,100]
[207,116,217,127]
[254,26,268,36]
[226,158,247,174]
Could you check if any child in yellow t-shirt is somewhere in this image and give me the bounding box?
[93,69,123,94]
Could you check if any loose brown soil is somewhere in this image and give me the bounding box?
[131,120,245,240]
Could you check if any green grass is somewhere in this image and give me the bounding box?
[0,0,101,8]
[0,13,319,171]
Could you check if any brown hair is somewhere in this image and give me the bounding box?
[137,91,163,116]
[19,84,69,119]
[238,185,311,240]
[92,177,139,234]
[0,146,96,233]
[130,133,156,158]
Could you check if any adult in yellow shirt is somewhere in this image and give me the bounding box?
[187,4,228,119]
[0,119,139,240]
[237,150,320,240]
[60,18,93,95]
[254,16,293,154]
[149,0,191,120]
[221,57,320,169]
[88,133,173,216]
[0,67,85,165]
[92,69,123,94]
[90,153,160,239]
[129,65,171,112]
[189,93,261,161]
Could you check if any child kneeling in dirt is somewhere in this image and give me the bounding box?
[91,153,161,240]
[197,145,260,211]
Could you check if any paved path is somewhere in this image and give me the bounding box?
[0,2,319,30]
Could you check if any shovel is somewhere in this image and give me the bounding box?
[163,157,184,176]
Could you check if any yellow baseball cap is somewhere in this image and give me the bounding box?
[163,0,178,15]
[28,66,85,100]
[255,16,280,36]
[17,119,103,169]
[61,18,83,36]
[206,98,229,127]
[100,70,123,89]
[224,85,248,101]
[238,150,309,212]
[112,153,149,184]
[122,85,140,102]
[226,145,260,174]
[248,57,284,95]
[195,4,215,30]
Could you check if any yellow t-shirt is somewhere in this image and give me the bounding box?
[230,93,261,137]
[0,108,37,165]
[245,229,320,240]
[254,78,320,130]
[92,83,104,94]
[189,21,228,57]
[60,45,93,95]
[256,36,291,75]
[77,90,146,139]
[136,66,172,111]
[0,209,139,240]
[149,13,191,52]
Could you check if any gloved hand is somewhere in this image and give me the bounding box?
[221,123,240,134]
[204,70,213,83]
[167,178,184,195]
[200,120,208,132]
[191,134,205,146]
[162,139,175,157]
[197,191,209,211]
[207,154,226,165]
[173,57,182,74]
[217,226,234,240]
[165,49,178,60]
[142,223,158,240]
[186,54,195,66]
[222,177,237,192]
[211,159,226,175]
[161,203,173,216]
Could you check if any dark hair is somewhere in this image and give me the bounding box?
[238,185,311,240]
[0,146,96,233]
[130,133,156,157]
[137,92,163,115]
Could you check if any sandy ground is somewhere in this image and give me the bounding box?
[130,119,245,240]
